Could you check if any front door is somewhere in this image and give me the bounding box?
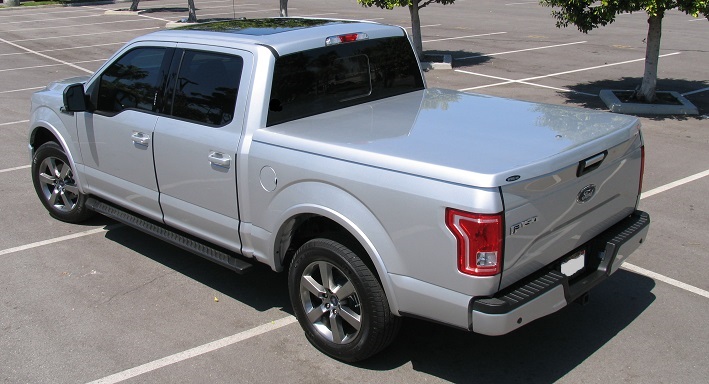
[77,45,173,221]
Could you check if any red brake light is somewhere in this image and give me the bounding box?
[325,32,369,46]
[445,208,504,276]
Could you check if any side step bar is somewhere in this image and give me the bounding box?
[86,198,252,274]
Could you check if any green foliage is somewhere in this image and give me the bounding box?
[359,0,456,11]
[539,1,709,33]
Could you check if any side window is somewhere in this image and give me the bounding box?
[96,47,168,114]
[170,51,243,126]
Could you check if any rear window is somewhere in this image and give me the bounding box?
[267,36,424,126]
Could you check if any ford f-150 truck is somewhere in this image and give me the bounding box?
[28,18,649,361]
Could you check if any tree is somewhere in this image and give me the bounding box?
[128,0,198,22]
[540,0,709,103]
[358,0,456,57]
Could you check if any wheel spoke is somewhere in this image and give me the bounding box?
[58,162,71,179]
[59,191,74,209]
[48,188,60,206]
[306,304,327,324]
[338,306,361,331]
[47,158,60,178]
[301,275,325,297]
[38,172,56,187]
[330,311,345,344]
[318,261,335,291]
[334,281,355,299]
[64,184,79,195]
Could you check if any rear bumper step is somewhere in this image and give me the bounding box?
[86,198,252,274]
[470,210,649,336]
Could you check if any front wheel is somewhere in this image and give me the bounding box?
[32,141,94,223]
[288,238,400,362]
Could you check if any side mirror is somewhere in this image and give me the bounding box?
[63,83,88,112]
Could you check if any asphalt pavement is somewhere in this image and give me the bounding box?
[1,1,707,383]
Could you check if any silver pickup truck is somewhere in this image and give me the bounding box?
[28,18,649,362]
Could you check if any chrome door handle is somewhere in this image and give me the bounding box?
[131,131,150,146]
[208,151,231,168]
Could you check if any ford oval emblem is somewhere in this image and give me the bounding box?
[577,184,597,204]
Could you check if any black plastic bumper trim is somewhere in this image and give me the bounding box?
[473,210,650,315]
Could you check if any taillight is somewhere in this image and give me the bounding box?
[639,145,645,196]
[445,208,504,276]
[325,32,369,46]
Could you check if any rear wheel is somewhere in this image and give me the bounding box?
[32,142,94,223]
[288,238,400,362]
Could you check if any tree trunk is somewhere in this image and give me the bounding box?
[129,0,140,12]
[280,0,288,17]
[639,14,662,103]
[187,0,197,22]
[408,2,423,58]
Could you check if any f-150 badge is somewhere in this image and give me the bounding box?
[510,216,538,235]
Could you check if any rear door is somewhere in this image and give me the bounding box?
[152,46,252,252]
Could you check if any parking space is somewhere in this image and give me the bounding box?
[1,0,707,382]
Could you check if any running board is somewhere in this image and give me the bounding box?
[86,198,252,274]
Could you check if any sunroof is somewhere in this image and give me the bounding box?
[177,18,352,35]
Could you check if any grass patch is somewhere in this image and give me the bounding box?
[20,1,63,6]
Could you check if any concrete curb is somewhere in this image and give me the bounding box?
[421,54,452,71]
[600,89,698,115]
[104,9,144,15]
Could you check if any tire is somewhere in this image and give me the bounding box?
[32,142,94,223]
[288,238,401,362]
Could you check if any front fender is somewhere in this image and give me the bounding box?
[28,106,87,194]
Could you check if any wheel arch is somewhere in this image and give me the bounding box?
[250,182,403,316]
[28,110,86,194]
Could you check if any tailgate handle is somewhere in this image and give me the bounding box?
[577,151,607,177]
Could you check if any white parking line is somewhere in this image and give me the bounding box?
[0,37,94,74]
[458,52,682,91]
[0,227,114,257]
[682,87,709,96]
[640,169,709,200]
[457,41,587,60]
[9,27,160,43]
[423,32,506,43]
[0,59,105,74]
[85,316,298,384]
[0,86,45,94]
[623,263,709,299]
[4,18,155,33]
[0,120,29,127]
[456,69,597,96]
[0,165,30,174]
[0,42,126,58]
[2,14,101,25]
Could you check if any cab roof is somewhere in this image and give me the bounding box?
[142,18,408,56]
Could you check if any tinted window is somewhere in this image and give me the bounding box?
[267,36,424,126]
[170,51,243,126]
[97,47,168,114]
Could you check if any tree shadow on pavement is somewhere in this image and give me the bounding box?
[560,77,709,120]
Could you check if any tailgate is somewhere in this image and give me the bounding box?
[499,129,644,289]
